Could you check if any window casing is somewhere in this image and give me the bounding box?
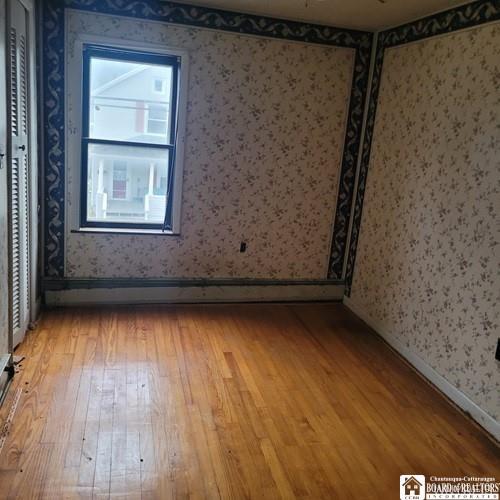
[80,44,181,231]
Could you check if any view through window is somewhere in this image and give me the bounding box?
[81,45,180,229]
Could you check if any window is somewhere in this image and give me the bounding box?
[80,44,183,230]
[153,78,165,93]
[146,104,168,135]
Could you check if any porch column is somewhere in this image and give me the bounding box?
[96,159,106,219]
[97,160,104,192]
[148,163,155,195]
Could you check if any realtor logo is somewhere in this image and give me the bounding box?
[400,475,425,500]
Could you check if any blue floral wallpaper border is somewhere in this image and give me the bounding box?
[344,0,500,295]
[41,0,372,279]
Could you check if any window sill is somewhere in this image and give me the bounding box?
[71,227,179,236]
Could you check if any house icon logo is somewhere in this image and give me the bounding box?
[400,475,425,500]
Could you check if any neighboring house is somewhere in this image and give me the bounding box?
[88,64,172,223]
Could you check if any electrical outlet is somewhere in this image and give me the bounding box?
[240,242,247,253]
[496,339,500,361]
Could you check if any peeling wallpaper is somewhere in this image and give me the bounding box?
[64,11,354,279]
[350,23,500,420]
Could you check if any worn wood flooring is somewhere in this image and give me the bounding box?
[0,303,497,499]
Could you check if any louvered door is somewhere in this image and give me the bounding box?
[8,0,30,347]
[0,0,11,369]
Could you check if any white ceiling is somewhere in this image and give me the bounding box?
[179,0,471,31]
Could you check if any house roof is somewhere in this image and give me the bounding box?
[92,66,149,96]
[403,477,422,487]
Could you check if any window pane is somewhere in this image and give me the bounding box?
[89,57,173,144]
[86,143,170,225]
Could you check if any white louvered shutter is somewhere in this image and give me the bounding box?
[8,0,30,346]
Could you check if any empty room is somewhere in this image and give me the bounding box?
[0,0,498,498]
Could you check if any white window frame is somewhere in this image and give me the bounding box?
[65,32,189,236]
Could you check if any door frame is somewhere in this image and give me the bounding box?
[24,0,39,328]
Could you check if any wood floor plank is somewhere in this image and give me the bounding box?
[0,303,497,499]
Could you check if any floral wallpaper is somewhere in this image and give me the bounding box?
[64,11,354,279]
[350,22,500,421]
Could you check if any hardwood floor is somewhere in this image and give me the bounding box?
[0,303,497,499]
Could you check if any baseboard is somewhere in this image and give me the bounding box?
[45,281,344,306]
[343,296,499,442]
[43,277,343,290]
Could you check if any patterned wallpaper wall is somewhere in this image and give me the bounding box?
[64,11,354,279]
[350,22,500,421]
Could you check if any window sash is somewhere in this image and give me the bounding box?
[80,138,175,230]
[80,44,180,230]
